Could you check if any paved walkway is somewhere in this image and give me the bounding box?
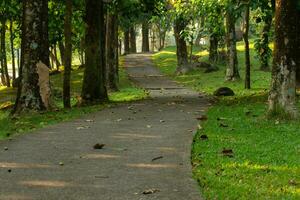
[0,54,208,200]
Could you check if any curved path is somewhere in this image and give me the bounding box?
[0,54,208,200]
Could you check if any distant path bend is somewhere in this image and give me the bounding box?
[0,53,208,200]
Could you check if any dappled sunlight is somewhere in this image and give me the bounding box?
[82,154,120,159]
[112,133,162,139]
[126,163,178,169]
[19,180,74,188]
[0,162,52,169]
[224,162,299,173]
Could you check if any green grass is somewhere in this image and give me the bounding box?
[153,42,300,200]
[0,63,147,140]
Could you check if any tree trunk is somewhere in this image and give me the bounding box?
[50,48,61,70]
[16,48,20,76]
[129,26,137,53]
[268,0,298,118]
[1,19,10,87]
[58,41,65,66]
[142,22,150,52]
[174,18,190,74]
[243,4,251,89]
[81,0,108,103]
[10,19,16,81]
[124,30,130,55]
[106,12,119,92]
[13,0,51,114]
[225,11,240,81]
[63,0,72,108]
[209,34,219,63]
[259,14,272,71]
[40,0,50,67]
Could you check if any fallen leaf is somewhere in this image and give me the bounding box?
[197,115,208,121]
[85,119,94,122]
[93,143,105,149]
[116,119,122,122]
[152,156,163,162]
[221,149,234,157]
[288,179,298,186]
[142,189,160,195]
[219,123,229,128]
[147,125,152,128]
[200,135,208,140]
[217,117,226,121]
[159,120,165,123]
[76,126,90,130]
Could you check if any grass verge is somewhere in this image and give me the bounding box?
[153,43,300,200]
[0,65,147,140]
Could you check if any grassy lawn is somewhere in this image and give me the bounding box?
[153,43,300,200]
[0,64,147,140]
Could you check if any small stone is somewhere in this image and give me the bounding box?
[59,162,64,166]
[4,147,8,151]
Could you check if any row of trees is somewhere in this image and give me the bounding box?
[0,0,162,114]
[159,0,299,117]
[1,0,299,118]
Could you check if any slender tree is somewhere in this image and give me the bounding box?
[129,26,137,53]
[81,0,108,103]
[106,10,119,91]
[243,2,251,89]
[268,0,298,118]
[63,0,72,108]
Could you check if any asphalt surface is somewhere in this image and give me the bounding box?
[0,54,208,200]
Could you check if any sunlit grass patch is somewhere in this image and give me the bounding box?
[153,42,300,200]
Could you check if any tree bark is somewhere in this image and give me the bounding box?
[63,0,72,108]
[243,4,251,89]
[124,30,130,55]
[174,18,190,74]
[40,0,50,67]
[1,19,10,87]
[129,26,137,53]
[81,0,108,103]
[142,22,150,52]
[225,11,240,81]
[209,34,219,63]
[106,12,119,91]
[268,0,298,118]
[13,0,51,113]
[10,19,16,81]
[259,14,272,71]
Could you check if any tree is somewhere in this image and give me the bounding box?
[106,2,119,91]
[81,0,108,103]
[268,0,299,118]
[225,1,240,81]
[243,2,251,89]
[13,0,51,113]
[63,0,73,108]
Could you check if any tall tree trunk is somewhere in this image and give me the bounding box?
[13,0,51,114]
[58,41,65,66]
[40,0,50,67]
[225,11,240,81]
[259,14,272,71]
[174,18,190,74]
[129,26,137,53]
[63,0,72,108]
[268,0,298,118]
[10,19,16,81]
[106,12,119,91]
[81,0,108,103]
[142,21,150,52]
[209,34,219,63]
[243,4,251,89]
[1,19,10,87]
[124,30,130,55]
